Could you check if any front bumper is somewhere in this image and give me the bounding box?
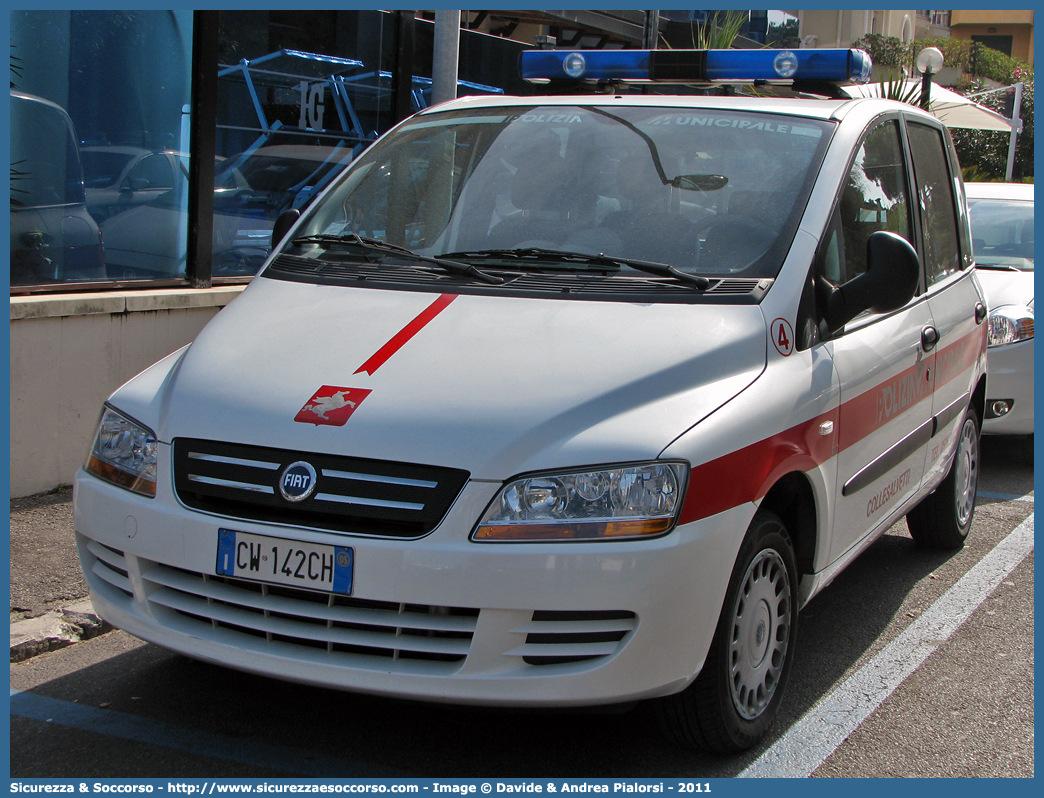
[73,462,751,707]
[983,338,1034,436]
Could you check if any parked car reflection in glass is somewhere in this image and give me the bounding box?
[81,147,189,224]
[100,142,356,279]
[10,90,105,286]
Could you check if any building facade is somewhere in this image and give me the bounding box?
[949,9,1035,66]
[795,9,928,48]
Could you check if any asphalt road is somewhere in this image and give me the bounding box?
[8,437,1034,779]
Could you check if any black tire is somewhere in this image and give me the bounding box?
[656,509,798,753]
[906,411,980,549]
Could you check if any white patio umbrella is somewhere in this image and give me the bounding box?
[840,79,1017,132]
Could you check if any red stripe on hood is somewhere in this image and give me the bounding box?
[355,294,458,376]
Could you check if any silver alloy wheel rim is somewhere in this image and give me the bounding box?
[729,547,792,721]
[954,418,979,528]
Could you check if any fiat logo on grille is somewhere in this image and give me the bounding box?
[279,461,318,502]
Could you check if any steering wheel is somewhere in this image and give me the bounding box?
[696,215,777,273]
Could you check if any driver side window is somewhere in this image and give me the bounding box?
[820,119,912,287]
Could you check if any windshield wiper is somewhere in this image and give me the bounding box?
[291,233,504,285]
[438,247,711,289]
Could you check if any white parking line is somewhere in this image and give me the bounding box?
[740,513,1034,778]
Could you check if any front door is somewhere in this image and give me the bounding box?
[821,117,934,563]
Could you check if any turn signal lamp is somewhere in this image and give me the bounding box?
[519,48,873,86]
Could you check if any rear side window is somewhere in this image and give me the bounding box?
[907,122,962,286]
[820,119,911,286]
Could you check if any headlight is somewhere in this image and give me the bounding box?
[988,305,1034,348]
[84,407,158,497]
[473,462,687,542]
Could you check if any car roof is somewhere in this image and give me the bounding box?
[423,91,921,124]
[964,181,1035,202]
[80,146,187,157]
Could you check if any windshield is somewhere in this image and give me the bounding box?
[275,105,832,284]
[968,197,1034,271]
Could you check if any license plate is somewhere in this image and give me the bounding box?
[216,529,353,595]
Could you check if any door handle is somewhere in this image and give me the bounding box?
[921,326,939,352]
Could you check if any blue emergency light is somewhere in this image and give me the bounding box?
[519,48,872,86]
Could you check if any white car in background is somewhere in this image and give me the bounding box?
[966,182,1034,451]
[81,147,187,224]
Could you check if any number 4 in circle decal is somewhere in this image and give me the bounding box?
[772,318,795,357]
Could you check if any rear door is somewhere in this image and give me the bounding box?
[904,119,987,485]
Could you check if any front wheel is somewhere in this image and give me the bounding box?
[906,410,980,549]
[656,509,798,753]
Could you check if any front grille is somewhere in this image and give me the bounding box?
[77,533,637,675]
[142,562,479,666]
[515,610,637,666]
[83,539,134,598]
[173,439,469,538]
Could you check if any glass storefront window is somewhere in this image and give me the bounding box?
[10,10,193,289]
[10,10,529,292]
[209,11,402,277]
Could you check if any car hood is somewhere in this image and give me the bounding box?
[111,276,768,478]
[974,268,1034,310]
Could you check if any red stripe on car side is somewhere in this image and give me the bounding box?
[837,330,983,450]
[355,294,458,376]
[678,326,985,524]
[836,355,935,452]
[680,410,838,524]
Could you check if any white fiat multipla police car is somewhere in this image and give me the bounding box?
[965,181,1034,451]
[75,49,988,754]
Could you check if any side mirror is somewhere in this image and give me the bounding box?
[271,209,301,249]
[121,178,149,193]
[823,231,920,333]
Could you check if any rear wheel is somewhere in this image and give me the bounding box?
[656,509,798,753]
[906,411,980,549]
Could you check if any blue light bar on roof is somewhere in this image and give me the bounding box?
[519,48,873,86]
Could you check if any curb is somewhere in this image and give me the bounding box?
[10,599,113,663]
